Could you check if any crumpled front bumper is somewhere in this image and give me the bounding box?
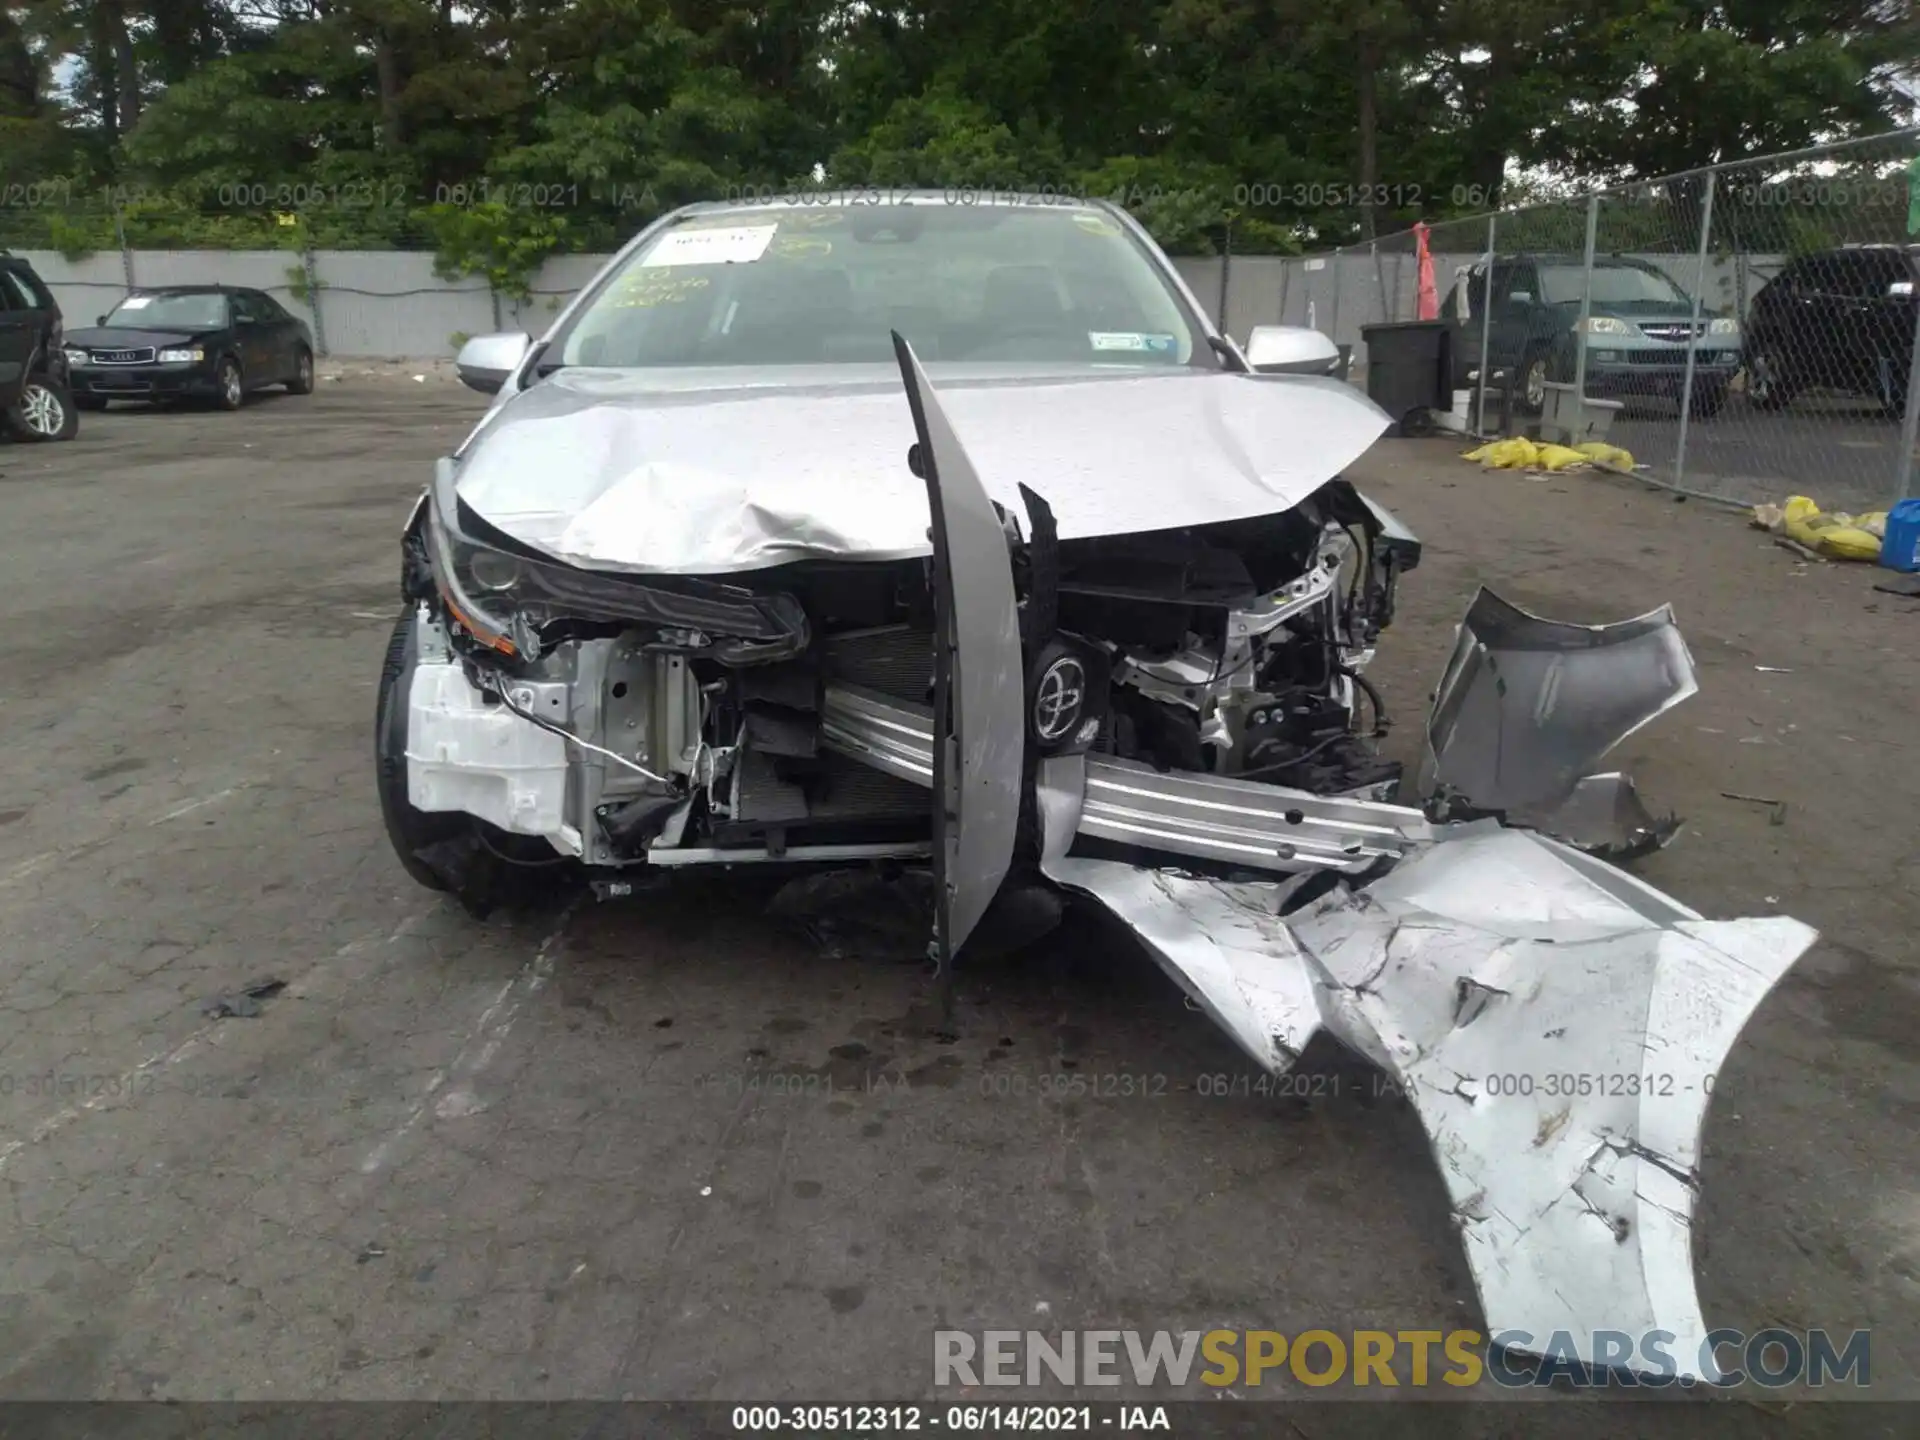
[815,636,1816,1384]
[1044,829,1813,1383]
[885,336,1819,1384]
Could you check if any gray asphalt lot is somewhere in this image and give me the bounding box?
[0,383,1915,1430]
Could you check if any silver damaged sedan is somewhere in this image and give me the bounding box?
[377,194,1817,1383]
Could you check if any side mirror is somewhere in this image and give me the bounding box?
[1244,324,1341,376]
[455,332,532,395]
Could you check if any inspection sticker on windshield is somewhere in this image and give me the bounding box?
[770,234,834,259]
[1089,331,1176,353]
[119,295,151,309]
[641,224,777,268]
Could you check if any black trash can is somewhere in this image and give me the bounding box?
[1359,320,1453,436]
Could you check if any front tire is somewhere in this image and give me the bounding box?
[6,377,79,441]
[214,357,245,411]
[375,608,575,916]
[287,347,314,395]
[1519,349,1551,415]
[376,608,465,894]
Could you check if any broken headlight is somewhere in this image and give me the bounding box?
[424,469,520,656]
[424,458,809,665]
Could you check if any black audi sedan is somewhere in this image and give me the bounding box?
[63,285,314,411]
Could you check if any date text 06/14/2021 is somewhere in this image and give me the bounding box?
[729,1405,1169,1432]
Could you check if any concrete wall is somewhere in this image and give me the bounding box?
[15,246,1791,360]
[19,247,570,358]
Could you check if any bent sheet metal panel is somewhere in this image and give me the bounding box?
[1420,588,1699,816]
[1288,829,1815,1382]
[892,334,1026,957]
[451,366,1392,575]
[1051,821,1816,1382]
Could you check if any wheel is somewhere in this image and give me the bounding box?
[214,356,245,411]
[375,608,573,915]
[287,346,314,395]
[1519,349,1551,415]
[376,608,466,894]
[6,376,79,441]
[74,394,108,412]
[1746,346,1794,411]
[1688,383,1726,419]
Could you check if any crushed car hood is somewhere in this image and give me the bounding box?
[452,364,1393,575]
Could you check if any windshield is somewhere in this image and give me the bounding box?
[553,202,1205,369]
[1539,265,1692,308]
[106,293,228,330]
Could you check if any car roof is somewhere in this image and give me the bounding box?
[672,189,1128,218]
[1777,245,1920,266]
[1804,244,1920,262]
[1493,253,1661,267]
[124,285,243,296]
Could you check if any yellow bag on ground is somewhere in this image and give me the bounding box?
[1534,443,1589,471]
[1575,441,1635,469]
[1782,495,1882,561]
[1475,438,1540,469]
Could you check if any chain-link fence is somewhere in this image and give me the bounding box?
[1258,130,1920,512]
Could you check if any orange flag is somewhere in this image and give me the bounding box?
[1414,222,1438,320]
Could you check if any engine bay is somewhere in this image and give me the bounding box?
[404,475,1420,876]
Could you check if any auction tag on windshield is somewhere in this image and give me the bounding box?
[770,234,833,259]
[1090,331,1176,353]
[641,224,777,268]
[120,295,152,309]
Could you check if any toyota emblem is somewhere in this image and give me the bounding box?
[1032,656,1087,742]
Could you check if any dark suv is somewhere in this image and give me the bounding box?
[1445,252,1741,417]
[0,250,77,441]
[1744,245,1918,418]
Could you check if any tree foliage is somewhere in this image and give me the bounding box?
[0,0,1913,285]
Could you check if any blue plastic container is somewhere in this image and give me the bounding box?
[1882,499,1920,573]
